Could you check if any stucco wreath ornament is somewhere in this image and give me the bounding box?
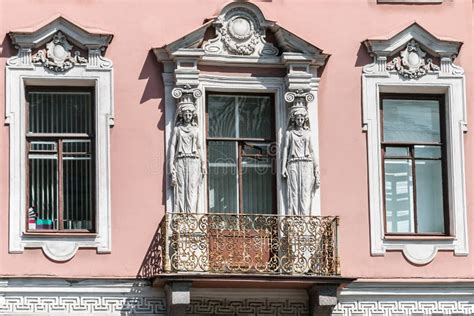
[219,16,260,55]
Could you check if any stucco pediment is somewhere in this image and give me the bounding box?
[363,22,462,59]
[362,22,463,77]
[9,15,113,50]
[154,2,328,67]
[8,15,113,71]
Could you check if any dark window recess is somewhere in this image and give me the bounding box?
[206,94,276,215]
[381,94,448,236]
[26,88,95,232]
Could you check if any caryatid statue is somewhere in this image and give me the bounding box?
[281,89,320,215]
[169,85,206,213]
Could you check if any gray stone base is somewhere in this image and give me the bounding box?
[0,279,473,315]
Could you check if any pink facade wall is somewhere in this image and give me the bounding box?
[0,0,472,279]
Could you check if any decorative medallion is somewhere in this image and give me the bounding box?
[203,7,278,57]
[228,17,252,40]
[386,40,440,79]
[220,15,259,55]
[32,31,87,72]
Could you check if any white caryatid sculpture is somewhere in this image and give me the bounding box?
[169,85,206,213]
[281,90,320,215]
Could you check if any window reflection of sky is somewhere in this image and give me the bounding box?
[383,99,440,143]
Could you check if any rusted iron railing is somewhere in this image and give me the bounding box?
[158,213,339,276]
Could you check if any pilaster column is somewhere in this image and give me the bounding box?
[308,285,338,316]
[165,281,192,316]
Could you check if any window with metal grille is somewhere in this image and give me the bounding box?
[26,88,95,232]
[381,94,448,235]
[206,93,276,215]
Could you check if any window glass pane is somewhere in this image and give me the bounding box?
[207,94,275,216]
[30,141,57,152]
[62,141,94,230]
[208,141,238,213]
[63,140,91,154]
[238,96,272,139]
[383,99,441,142]
[385,159,414,233]
[28,155,58,230]
[414,145,442,159]
[242,142,273,156]
[207,95,236,138]
[241,142,274,214]
[28,92,92,134]
[208,140,235,163]
[385,147,409,157]
[415,160,445,233]
[27,89,95,231]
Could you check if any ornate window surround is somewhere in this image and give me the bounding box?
[154,2,328,216]
[362,23,467,265]
[6,16,114,261]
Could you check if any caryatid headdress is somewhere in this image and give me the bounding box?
[285,89,314,130]
[172,84,202,126]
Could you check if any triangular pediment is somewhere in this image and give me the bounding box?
[154,2,328,67]
[8,15,113,72]
[363,22,462,58]
[9,15,113,50]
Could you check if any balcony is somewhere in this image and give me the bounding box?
[151,212,340,277]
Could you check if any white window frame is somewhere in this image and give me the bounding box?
[6,17,114,261]
[363,24,467,265]
[200,78,287,215]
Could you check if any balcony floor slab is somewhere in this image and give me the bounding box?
[152,273,355,289]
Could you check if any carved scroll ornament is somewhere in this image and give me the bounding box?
[32,31,87,72]
[386,40,440,79]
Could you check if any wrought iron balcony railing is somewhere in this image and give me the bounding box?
[155,213,340,276]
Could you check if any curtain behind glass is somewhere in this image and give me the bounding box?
[63,140,93,230]
[208,141,238,213]
[29,92,92,134]
[207,95,274,215]
[29,155,58,229]
[28,91,93,230]
[238,96,272,139]
[207,95,272,139]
